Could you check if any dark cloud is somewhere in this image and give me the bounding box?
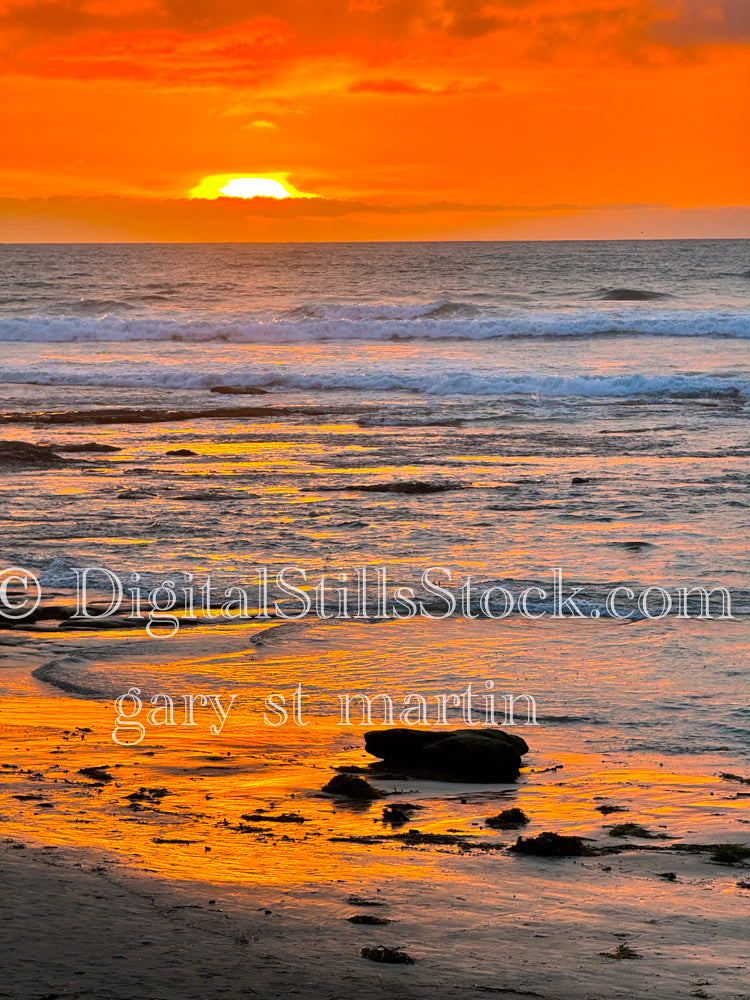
[655,0,750,44]
[0,193,654,219]
[1,0,746,86]
[0,0,499,38]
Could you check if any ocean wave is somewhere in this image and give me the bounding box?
[32,657,111,699]
[0,307,749,344]
[0,362,747,400]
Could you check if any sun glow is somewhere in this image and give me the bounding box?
[220,177,291,199]
[189,174,313,200]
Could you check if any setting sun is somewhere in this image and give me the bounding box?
[188,173,314,201]
[220,178,291,199]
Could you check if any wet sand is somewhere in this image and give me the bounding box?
[4,833,750,1000]
[1,621,749,999]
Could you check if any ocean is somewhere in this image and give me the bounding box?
[0,239,748,772]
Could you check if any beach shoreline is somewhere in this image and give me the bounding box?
[2,620,749,999]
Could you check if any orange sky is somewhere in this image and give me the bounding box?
[0,0,748,240]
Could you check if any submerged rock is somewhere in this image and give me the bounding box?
[54,442,121,453]
[209,386,269,395]
[364,728,528,783]
[0,440,67,468]
[342,481,460,494]
[599,288,669,301]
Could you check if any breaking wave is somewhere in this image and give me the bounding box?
[0,363,747,400]
[1,306,750,344]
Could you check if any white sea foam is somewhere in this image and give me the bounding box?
[0,362,747,399]
[0,308,749,344]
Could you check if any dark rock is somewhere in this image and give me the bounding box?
[166,448,198,456]
[595,804,627,815]
[322,774,384,799]
[344,481,459,494]
[125,787,170,802]
[0,440,66,468]
[382,805,410,825]
[78,766,113,783]
[0,612,38,628]
[54,442,121,453]
[615,540,655,552]
[209,386,269,395]
[720,771,750,785]
[152,837,203,845]
[360,945,414,964]
[396,830,470,846]
[599,288,669,301]
[33,606,74,621]
[571,476,591,485]
[59,616,142,630]
[240,812,306,824]
[346,895,386,907]
[485,807,529,829]
[364,727,528,783]
[509,831,587,857]
[383,802,422,825]
[347,915,392,925]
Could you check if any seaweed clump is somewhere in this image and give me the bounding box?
[710,843,750,865]
[322,774,384,799]
[510,832,587,857]
[485,808,529,830]
[607,823,655,838]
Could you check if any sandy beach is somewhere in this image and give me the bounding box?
[2,617,749,999]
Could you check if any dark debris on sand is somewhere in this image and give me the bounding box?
[347,915,392,925]
[360,945,415,964]
[600,944,642,960]
[710,843,750,865]
[240,812,306,824]
[78,766,113,784]
[720,772,750,785]
[510,832,589,857]
[125,787,171,802]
